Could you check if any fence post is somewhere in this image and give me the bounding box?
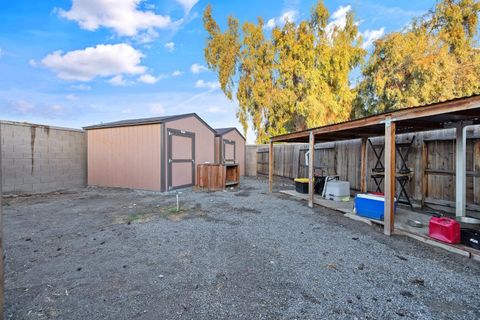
[269,141,273,193]
[360,138,367,193]
[308,132,315,208]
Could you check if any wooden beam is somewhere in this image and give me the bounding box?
[424,197,480,212]
[455,123,466,217]
[269,141,273,193]
[384,118,396,236]
[308,131,315,208]
[424,169,480,177]
[360,138,367,193]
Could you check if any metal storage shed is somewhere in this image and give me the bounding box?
[214,128,246,176]
[84,113,216,192]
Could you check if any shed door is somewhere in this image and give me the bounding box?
[168,129,195,190]
[223,139,236,163]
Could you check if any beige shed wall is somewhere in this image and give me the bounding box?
[220,130,246,175]
[88,124,161,191]
[214,136,221,163]
[165,117,216,189]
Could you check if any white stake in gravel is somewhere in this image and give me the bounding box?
[176,192,182,212]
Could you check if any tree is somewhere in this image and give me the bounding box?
[204,1,365,143]
[353,0,480,117]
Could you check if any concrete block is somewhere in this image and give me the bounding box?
[22,175,42,184]
[14,183,34,193]
[0,144,13,153]
[40,175,56,183]
[1,158,14,166]
[2,170,17,180]
[3,178,19,186]
[2,186,15,194]
[14,158,31,167]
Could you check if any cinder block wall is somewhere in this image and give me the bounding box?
[245,145,261,176]
[1,121,87,194]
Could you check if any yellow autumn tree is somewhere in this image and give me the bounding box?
[353,0,480,117]
[203,1,365,143]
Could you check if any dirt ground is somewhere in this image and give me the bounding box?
[4,177,480,319]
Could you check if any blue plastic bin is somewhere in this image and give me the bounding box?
[354,194,396,221]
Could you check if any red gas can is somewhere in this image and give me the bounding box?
[429,217,460,244]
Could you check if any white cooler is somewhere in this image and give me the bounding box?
[324,181,350,201]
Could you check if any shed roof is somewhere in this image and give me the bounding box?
[271,94,480,143]
[215,127,246,140]
[84,113,215,133]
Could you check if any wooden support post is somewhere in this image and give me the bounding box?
[384,118,396,236]
[360,137,367,193]
[269,141,273,193]
[308,131,315,208]
[455,123,466,217]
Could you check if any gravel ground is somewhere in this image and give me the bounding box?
[4,177,480,320]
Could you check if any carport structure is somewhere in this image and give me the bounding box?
[269,94,480,236]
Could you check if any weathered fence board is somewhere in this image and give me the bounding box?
[249,127,480,208]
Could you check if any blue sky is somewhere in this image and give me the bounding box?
[0,0,436,142]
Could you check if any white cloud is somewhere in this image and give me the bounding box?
[135,28,159,44]
[164,41,175,52]
[325,5,352,36]
[138,73,159,84]
[71,84,91,90]
[28,59,37,67]
[58,0,173,38]
[195,80,220,90]
[66,94,78,101]
[172,70,183,77]
[42,43,146,81]
[149,102,165,115]
[176,0,199,14]
[361,28,385,49]
[265,10,298,29]
[122,108,132,114]
[190,63,208,74]
[13,100,34,113]
[206,106,226,113]
[108,75,128,86]
[50,104,65,112]
[0,48,3,58]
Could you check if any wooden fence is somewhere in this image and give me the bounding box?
[250,127,480,210]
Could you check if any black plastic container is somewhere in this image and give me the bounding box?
[461,228,480,250]
[314,176,326,194]
[295,180,309,194]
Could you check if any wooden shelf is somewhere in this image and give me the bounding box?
[225,164,240,187]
